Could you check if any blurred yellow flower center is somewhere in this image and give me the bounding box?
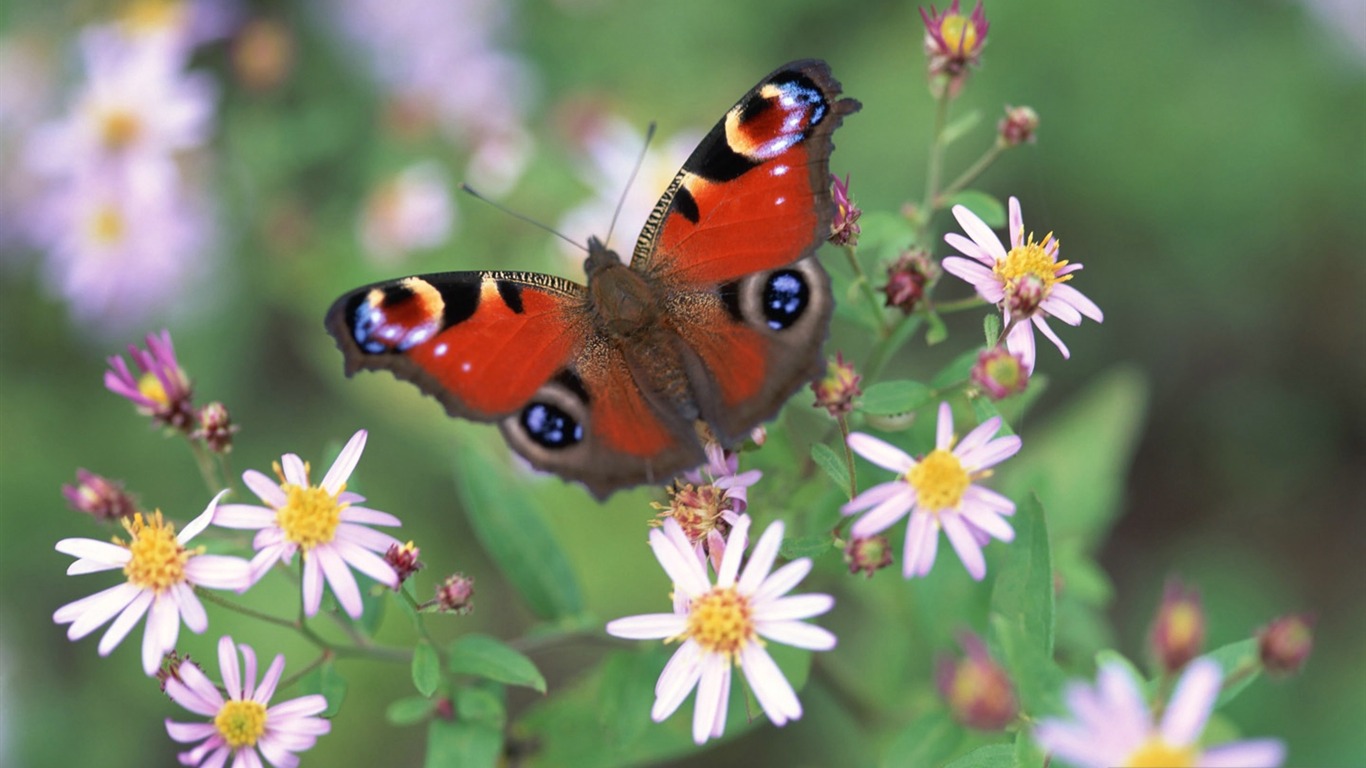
[907,449,970,510]
[1165,601,1202,647]
[89,205,127,246]
[276,483,344,551]
[1123,738,1198,767]
[214,699,267,749]
[137,372,171,406]
[99,109,142,150]
[939,15,979,54]
[119,511,189,592]
[995,233,1068,292]
[686,586,755,658]
[121,0,185,33]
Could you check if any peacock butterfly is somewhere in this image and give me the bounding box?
[325,60,860,498]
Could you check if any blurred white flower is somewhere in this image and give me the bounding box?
[359,161,456,264]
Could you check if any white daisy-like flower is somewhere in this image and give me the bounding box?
[1035,658,1286,768]
[842,401,1021,581]
[214,430,402,619]
[52,490,252,675]
[165,635,331,768]
[606,515,836,745]
[942,196,1103,372]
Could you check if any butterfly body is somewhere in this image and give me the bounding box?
[327,60,860,498]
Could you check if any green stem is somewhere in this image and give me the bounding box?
[842,245,890,336]
[918,89,953,242]
[928,296,989,315]
[937,141,1006,205]
[863,313,920,382]
[837,414,857,501]
[277,651,333,691]
[196,589,298,630]
[187,440,224,495]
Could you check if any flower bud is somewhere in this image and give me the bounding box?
[156,651,202,695]
[998,105,1039,146]
[936,632,1017,730]
[828,174,862,246]
[193,401,238,454]
[844,535,893,578]
[62,469,138,521]
[920,0,990,84]
[1258,613,1314,676]
[436,573,475,614]
[811,352,862,417]
[971,347,1029,400]
[384,541,423,587]
[1149,578,1205,673]
[1006,273,1046,319]
[883,250,938,315]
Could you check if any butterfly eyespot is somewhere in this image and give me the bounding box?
[761,269,810,330]
[520,402,584,450]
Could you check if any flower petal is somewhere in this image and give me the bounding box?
[755,619,837,651]
[849,488,914,539]
[757,594,834,622]
[1032,315,1070,360]
[942,514,987,580]
[254,653,287,705]
[315,547,363,619]
[241,470,286,509]
[606,613,686,640]
[333,539,399,587]
[172,583,208,633]
[903,510,938,578]
[942,257,1004,301]
[649,523,709,598]
[1006,320,1036,373]
[842,480,907,515]
[652,644,703,723]
[1051,283,1103,322]
[213,503,276,529]
[301,555,324,616]
[935,401,954,450]
[952,204,1007,262]
[140,593,181,674]
[1198,739,1286,768]
[1160,658,1221,747]
[735,519,781,593]
[751,559,813,604]
[321,430,368,495]
[944,232,995,266]
[691,653,729,744]
[741,643,801,726]
[220,636,243,700]
[56,537,130,566]
[846,433,913,473]
[281,454,308,487]
[1008,197,1023,248]
[185,554,253,590]
[83,586,149,647]
[337,506,401,527]
[179,490,228,543]
[958,435,1022,472]
[959,504,1015,542]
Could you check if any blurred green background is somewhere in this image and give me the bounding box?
[2,0,1362,766]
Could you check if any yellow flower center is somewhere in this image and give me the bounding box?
[907,449,970,511]
[276,483,344,551]
[121,0,186,34]
[99,108,142,151]
[994,233,1068,294]
[119,511,190,593]
[1123,738,1199,767]
[939,15,979,54]
[685,586,755,659]
[137,372,171,406]
[88,205,127,247]
[214,699,268,749]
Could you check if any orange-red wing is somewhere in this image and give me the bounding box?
[631,60,860,289]
[325,271,587,420]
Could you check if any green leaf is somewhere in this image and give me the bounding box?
[453,447,585,620]
[971,397,1014,437]
[779,533,833,560]
[1013,729,1048,768]
[996,367,1149,550]
[947,190,1006,229]
[881,709,963,768]
[860,380,933,416]
[412,640,442,697]
[931,348,982,390]
[941,109,983,146]
[456,685,507,729]
[943,743,1014,768]
[983,314,1001,346]
[989,495,1054,656]
[1202,638,1262,708]
[299,660,347,718]
[387,696,434,726]
[811,442,852,498]
[425,717,502,768]
[595,650,660,748]
[925,311,949,345]
[448,634,547,693]
[990,613,1065,717]
[1095,649,1145,688]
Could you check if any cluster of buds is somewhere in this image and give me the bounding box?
[883,250,939,315]
[812,353,863,417]
[844,535,893,578]
[435,573,475,614]
[104,330,238,453]
[384,541,424,587]
[998,105,1039,146]
[653,443,760,571]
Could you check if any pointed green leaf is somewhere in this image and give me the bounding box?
[971,397,1014,437]
[456,685,507,729]
[412,640,441,697]
[1013,729,1047,768]
[860,380,933,416]
[453,447,584,620]
[942,109,983,146]
[448,634,546,693]
[1202,638,1262,708]
[812,442,852,498]
[595,650,660,748]
[947,190,1006,228]
[299,659,347,718]
[943,743,1014,768]
[983,314,1001,347]
[779,533,834,560]
[925,311,949,345]
[989,494,1054,655]
[387,696,434,726]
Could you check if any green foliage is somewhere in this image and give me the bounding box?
[881,709,963,768]
[860,380,934,416]
[412,640,442,697]
[446,634,546,693]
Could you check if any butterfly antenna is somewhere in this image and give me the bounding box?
[604,121,657,248]
[458,183,587,253]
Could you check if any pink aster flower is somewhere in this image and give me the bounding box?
[165,635,331,768]
[214,430,402,618]
[104,329,196,431]
[842,402,1021,580]
[1035,658,1286,768]
[942,197,1103,373]
[52,490,252,675]
[655,443,762,572]
[606,515,836,745]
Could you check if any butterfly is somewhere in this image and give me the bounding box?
[325,60,860,499]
